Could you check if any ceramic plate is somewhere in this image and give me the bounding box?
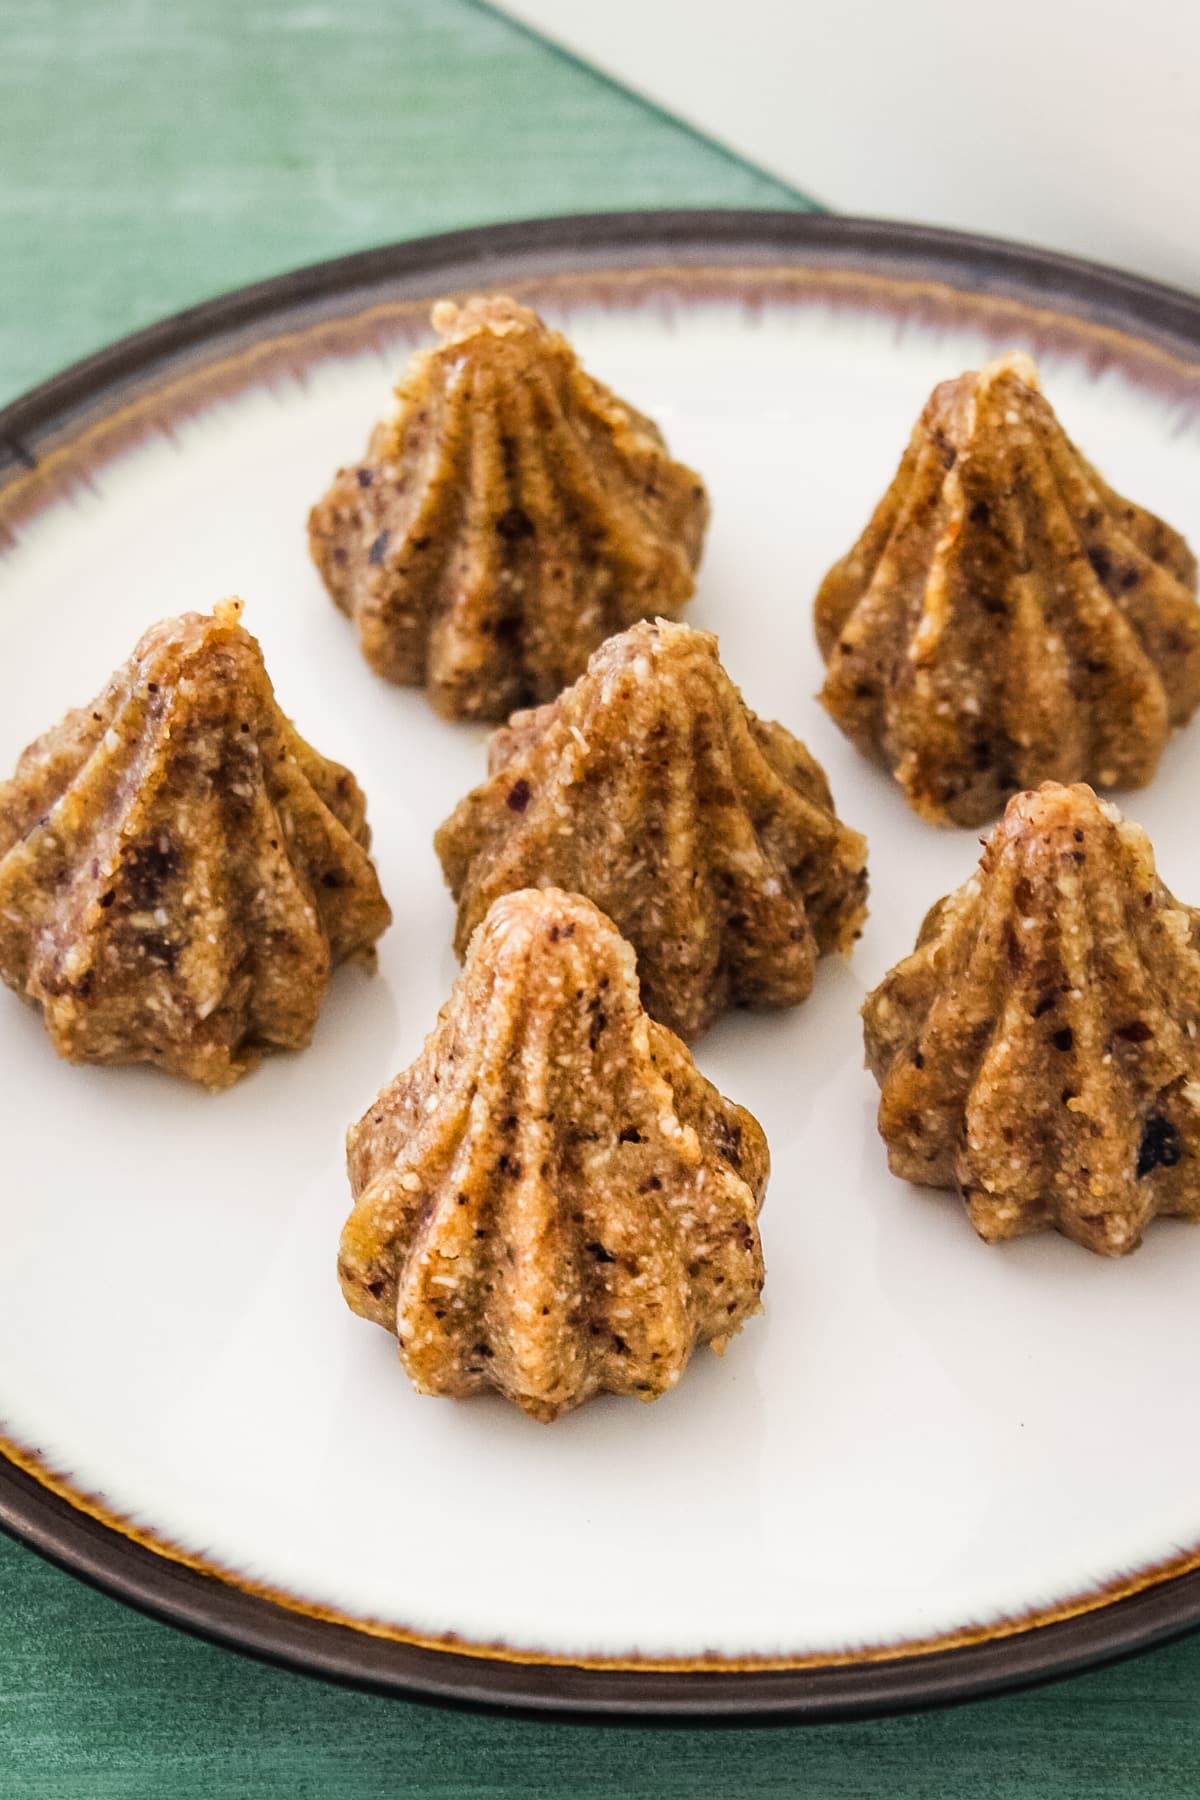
[3,214,1200,1720]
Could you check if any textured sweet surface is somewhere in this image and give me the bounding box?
[816,354,1200,826]
[340,887,768,1421]
[863,782,1200,1254]
[308,294,709,720]
[436,618,868,1039]
[0,603,391,1087]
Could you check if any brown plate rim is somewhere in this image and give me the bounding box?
[3,209,1200,1721]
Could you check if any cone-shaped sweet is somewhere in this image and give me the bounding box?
[0,602,392,1088]
[863,782,1200,1255]
[816,353,1200,827]
[339,888,768,1421]
[309,295,709,721]
[435,619,869,1041]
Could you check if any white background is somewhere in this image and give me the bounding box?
[498,0,1199,292]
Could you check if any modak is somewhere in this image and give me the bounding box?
[436,619,868,1040]
[340,888,768,1421]
[816,354,1200,826]
[863,782,1200,1254]
[0,602,391,1087]
[309,295,709,720]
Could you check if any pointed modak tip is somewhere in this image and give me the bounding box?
[469,886,633,965]
[985,781,1146,873]
[429,293,540,346]
[998,780,1120,835]
[211,595,246,629]
[987,782,1155,892]
[975,349,1042,394]
[927,348,1043,422]
[589,614,716,680]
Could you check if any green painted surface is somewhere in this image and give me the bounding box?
[0,0,805,406]
[4,1536,1200,1799]
[2,1,1199,1792]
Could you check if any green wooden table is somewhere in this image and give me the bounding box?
[3,3,1200,1791]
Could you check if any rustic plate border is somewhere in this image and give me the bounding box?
[3,211,1200,1720]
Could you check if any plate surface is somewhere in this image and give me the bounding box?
[2,214,1200,1719]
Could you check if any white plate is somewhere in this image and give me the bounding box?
[2,217,1199,1717]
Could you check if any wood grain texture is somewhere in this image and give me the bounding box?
[2,0,1199,1793]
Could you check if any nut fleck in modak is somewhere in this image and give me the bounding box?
[309,295,709,721]
[816,354,1200,826]
[340,888,768,1421]
[863,782,1200,1255]
[0,602,391,1088]
[436,619,868,1041]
